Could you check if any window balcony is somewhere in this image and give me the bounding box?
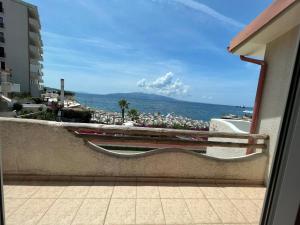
[29,45,42,60]
[29,18,40,32]
[28,7,39,20]
[30,63,42,73]
[30,71,42,80]
[29,31,42,47]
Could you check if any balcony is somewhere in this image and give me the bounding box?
[30,72,43,82]
[30,63,42,73]
[29,31,42,47]
[28,7,39,21]
[29,18,40,32]
[29,45,42,60]
[0,118,269,224]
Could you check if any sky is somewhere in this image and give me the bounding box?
[27,0,272,106]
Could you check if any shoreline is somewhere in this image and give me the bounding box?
[74,100,210,130]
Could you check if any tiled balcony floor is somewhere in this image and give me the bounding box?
[4,181,266,225]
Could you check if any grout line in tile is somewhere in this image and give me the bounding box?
[5,197,31,220]
[134,184,137,225]
[69,198,85,225]
[157,184,167,225]
[202,189,223,223]
[178,183,195,224]
[34,197,59,225]
[225,197,250,224]
[102,184,114,225]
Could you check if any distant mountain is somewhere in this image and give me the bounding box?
[84,92,178,102]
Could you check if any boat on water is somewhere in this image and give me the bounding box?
[221,114,238,119]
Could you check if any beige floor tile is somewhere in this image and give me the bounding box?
[179,184,204,198]
[199,185,227,199]
[158,184,183,199]
[209,199,248,223]
[136,199,165,224]
[240,187,266,199]
[4,198,28,217]
[6,199,55,225]
[252,199,264,210]
[161,199,193,224]
[71,199,109,225]
[232,199,262,223]
[87,182,114,198]
[220,186,249,199]
[4,185,12,195]
[185,199,221,223]
[31,184,67,198]
[137,183,160,198]
[111,182,136,198]
[5,185,40,198]
[37,199,83,225]
[4,189,11,197]
[105,199,135,225]
[59,182,91,198]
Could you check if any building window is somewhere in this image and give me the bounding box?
[0,32,4,42]
[0,61,4,70]
[0,47,4,57]
[0,2,3,13]
[0,17,3,28]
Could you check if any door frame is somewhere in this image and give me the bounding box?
[261,40,300,225]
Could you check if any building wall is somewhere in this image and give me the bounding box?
[257,25,300,180]
[2,0,30,93]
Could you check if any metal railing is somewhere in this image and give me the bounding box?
[65,125,269,152]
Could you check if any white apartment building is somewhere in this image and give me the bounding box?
[0,0,43,97]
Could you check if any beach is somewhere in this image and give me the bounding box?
[73,92,252,130]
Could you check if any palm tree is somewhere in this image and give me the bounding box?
[118,99,129,123]
[127,108,140,121]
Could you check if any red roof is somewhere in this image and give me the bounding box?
[228,0,297,53]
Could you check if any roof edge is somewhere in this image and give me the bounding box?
[228,0,298,53]
[11,0,38,10]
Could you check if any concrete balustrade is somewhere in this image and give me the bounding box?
[0,118,268,184]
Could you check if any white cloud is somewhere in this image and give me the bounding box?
[137,72,189,96]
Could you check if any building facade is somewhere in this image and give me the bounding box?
[0,0,43,97]
[229,0,300,181]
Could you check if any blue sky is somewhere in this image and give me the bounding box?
[28,0,272,106]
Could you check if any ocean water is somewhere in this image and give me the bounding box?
[75,92,252,122]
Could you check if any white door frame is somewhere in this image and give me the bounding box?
[261,40,300,225]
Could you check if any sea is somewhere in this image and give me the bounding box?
[75,92,252,122]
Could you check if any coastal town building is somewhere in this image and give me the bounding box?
[0,0,43,97]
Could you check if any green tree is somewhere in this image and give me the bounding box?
[118,99,129,123]
[127,108,140,121]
